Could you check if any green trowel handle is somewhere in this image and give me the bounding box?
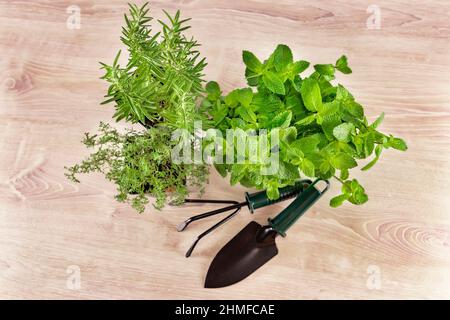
[268,179,329,237]
[245,179,312,213]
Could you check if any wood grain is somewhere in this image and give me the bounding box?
[1,0,449,299]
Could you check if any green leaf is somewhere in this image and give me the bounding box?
[280,126,297,143]
[294,134,321,154]
[230,165,246,185]
[224,89,240,107]
[336,84,353,101]
[364,132,375,156]
[340,168,349,180]
[300,78,322,112]
[319,101,339,117]
[386,136,408,151]
[243,50,263,73]
[370,112,385,129]
[212,100,228,125]
[348,179,368,204]
[245,67,260,86]
[314,64,335,76]
[278,161,300,180]
[214,164,228,177]
[295,114,316,126]
[344,101,364,119]
[321,114,341,140]
[235,106,257,124]
[266,181,280,200]
[285,93,302,111]
[300,158,315,177]
[335,55,352,74]
[331,152,357,169]
[330,194,348,207]
[361,145,382,171]
[262,71,286,95]
[206,81,221,101]
[290,75,302,92]
[113,50,121,67]
[237,88,253,107]
[273,44,293,72]
[251,92,283,113]
[333,123,355,142]
[340,179,368,205]
[291,60,310,75]
[229,118,246,129]
[269,111,292,129]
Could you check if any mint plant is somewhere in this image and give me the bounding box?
[204,44,407,207]
[66,3,209,212]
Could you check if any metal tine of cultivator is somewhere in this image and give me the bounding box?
[176,199,246,232]
[185,206,242,258]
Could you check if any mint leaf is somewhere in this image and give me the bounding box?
[224,89,240,107]
[333,123,355,142]
[290,75,302,92]
[243,50,263,73]
[295,114,316,126]
[206,81,221,101]
[245,68,260,86]
[386,136,407,151]
[262,71,286,95]
[214,164,228,177]
[280,126,297,143]
[269,111,292,129]
[300,78,322,112]
[273,44,293,72]
[335,55,352,74]
[295,134,321,154]
[336,84,353,101]
[278,161,300,180]
[314,64,335,76]
[339,179,368,205]
[331,152,357,169]
[300,158,315,177]
[370,112,385,129]
[345,101,364,119]
[229,118,246,129]
[291,60,310,75]
[361,145,382,171]
[330,194,348,207]
[364,132,375,156]
[230,165,246,185]
[340,168,349,180]
[237,88,253,107]
[212,100,228,125]
[319,101,339,117]
[236,106,257,124]
[266,181,280,200]
[321,114,341,140]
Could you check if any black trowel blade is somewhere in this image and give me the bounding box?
[204,221,278,288]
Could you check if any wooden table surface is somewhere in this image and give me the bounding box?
[1,0,449,300]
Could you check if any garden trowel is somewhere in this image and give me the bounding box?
[204,179,329,288]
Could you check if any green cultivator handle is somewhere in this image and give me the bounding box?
[245,180,312,213]
[268,179,329,237]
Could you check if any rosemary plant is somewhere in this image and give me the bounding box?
[100,2,207,131]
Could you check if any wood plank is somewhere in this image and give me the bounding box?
[0,0,449,299]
